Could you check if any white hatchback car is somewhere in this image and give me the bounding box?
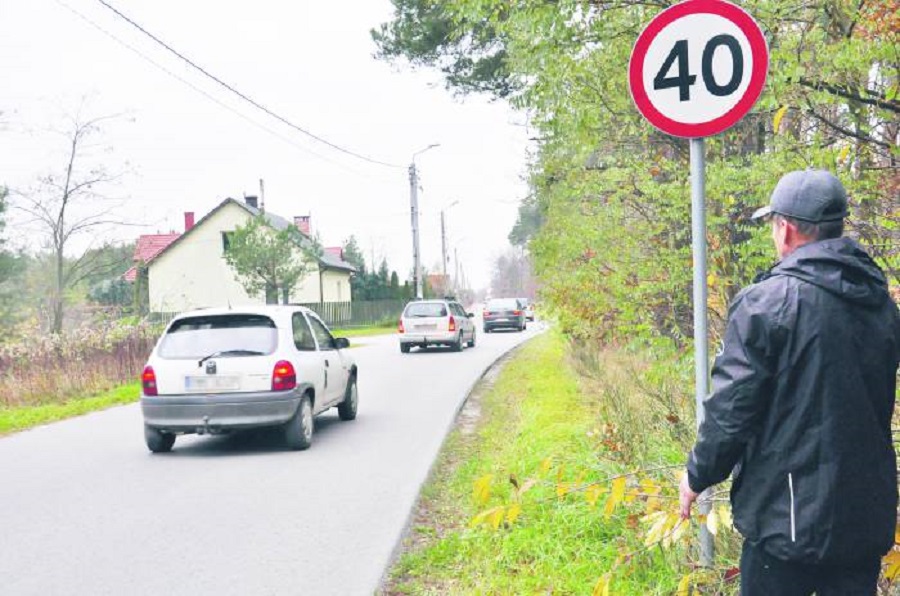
[398,299,476,353]
[140,305,357,453]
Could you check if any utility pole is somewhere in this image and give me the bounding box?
[408,143,439,299]
[409,163,422,299]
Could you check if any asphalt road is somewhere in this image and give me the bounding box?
[0,320,544,595]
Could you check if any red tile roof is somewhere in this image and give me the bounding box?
[122,233,180,281]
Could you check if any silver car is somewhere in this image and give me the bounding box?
[398,299,476,353]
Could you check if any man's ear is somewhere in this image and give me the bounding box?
[782,219,799,245]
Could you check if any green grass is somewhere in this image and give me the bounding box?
[383,332,696,595]
[330,323,397,338]
[0,382,141,436]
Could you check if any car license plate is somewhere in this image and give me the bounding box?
[497,318,509,322]
[415,324,437,330]
[185,375,239,392]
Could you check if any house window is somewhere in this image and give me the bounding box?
[222,232,234,253]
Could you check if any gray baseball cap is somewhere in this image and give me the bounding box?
[751,170,849,223]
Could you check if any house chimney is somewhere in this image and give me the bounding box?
[184,211,195,232]
[245,195,258,209]
[294,215,311,236]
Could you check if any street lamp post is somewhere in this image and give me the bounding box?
[409,143,440,299]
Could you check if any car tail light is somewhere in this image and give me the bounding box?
[142,365,158,396]
[398,318,405,334]
[448,315,456,332]
[484,311,492,317]
[272,360,297,391]
[513,310,523,316]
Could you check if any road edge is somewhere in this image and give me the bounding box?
[375,328,546,592]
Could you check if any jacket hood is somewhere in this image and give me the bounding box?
[772,237,890,307]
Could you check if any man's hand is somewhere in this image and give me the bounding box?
[679,473,699,520]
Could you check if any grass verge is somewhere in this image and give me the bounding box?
[382,331,715,595]
[331,323,397,338]
[0,382,140,436]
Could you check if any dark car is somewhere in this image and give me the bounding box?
[482,298,527,332]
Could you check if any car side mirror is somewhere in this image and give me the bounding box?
[334,337,350,349]
[466,313,475,318]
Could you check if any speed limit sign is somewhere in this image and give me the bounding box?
[628,0,768,138]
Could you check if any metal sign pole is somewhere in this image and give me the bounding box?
[690,137,715,565]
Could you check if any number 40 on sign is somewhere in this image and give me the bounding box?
[629,0,768,139]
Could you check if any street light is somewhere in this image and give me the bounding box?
[409,143,440,299]
[440,199,460,279]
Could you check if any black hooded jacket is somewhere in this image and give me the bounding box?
[687,237,900,564]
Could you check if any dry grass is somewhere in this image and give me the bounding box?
[0,322,161,407]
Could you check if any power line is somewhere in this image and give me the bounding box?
[53,0,396,183]
[94,0,403,169]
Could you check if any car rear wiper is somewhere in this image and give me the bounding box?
[197,350,264,367]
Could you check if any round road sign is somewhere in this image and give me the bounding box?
[628,0,768,138]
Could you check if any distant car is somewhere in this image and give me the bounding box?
[140,305,358,453]
[483,298,527,332]
[518,298,536,322]
[398,298,476,353]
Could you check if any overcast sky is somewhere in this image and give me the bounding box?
[1,0,533,290]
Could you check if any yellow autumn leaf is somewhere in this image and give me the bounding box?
[677,573,692,595]
[489,506,505,530]
[662,513,681,548]
[505,503,522,525]
[884,550,900,580]
[706,508,718,536]
[540,457,552,474]
[585,484,606,508]
[644,510,670,546]
[557,482,571,498]
[604,476,627,519]
[469,509,490,528]
[707,273,718,287]
[773,105,788,133]
[640,478,662,513]
[670,517,690,544]
[838,145,851,163]
[591,573,611,596]
[556,464,567,483]
[473,474,493,506]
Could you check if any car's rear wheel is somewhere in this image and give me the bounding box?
[483,326,490,334]
[337,376,358,421]
[452,333,463,352]
[145,425,175,453]
[400,344,410,353]
[285,394,313,450]
[467,331,476,348]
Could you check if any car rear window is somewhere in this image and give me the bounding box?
[404,302,448,318]
[487,299,519,310]
[158,314,278,359]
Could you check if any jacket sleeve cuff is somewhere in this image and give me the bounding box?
[686,452,709,494]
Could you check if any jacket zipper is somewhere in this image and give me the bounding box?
[788,473,796,543]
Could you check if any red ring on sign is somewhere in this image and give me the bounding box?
[628,0,768,138]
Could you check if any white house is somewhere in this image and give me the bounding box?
[136,197,355,313]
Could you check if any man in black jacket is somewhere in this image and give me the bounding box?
[679,170,900,594]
